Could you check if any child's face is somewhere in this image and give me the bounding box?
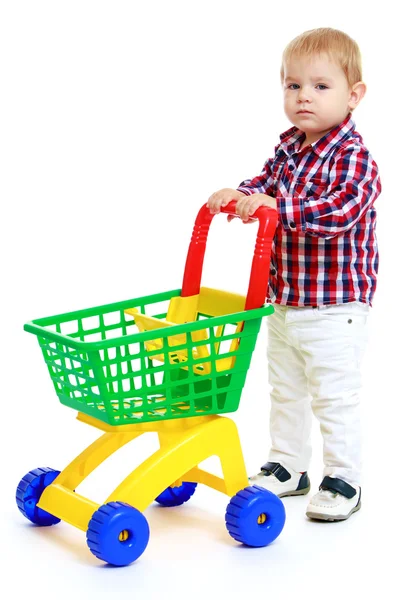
[283,53,359,145]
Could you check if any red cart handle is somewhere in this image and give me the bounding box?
[181,200,278,310]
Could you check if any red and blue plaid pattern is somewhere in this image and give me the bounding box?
[237,114,381,306]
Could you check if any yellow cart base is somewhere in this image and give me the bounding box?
[18,413,285,566]
[38,412,249,532]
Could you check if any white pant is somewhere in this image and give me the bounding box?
[267,302,370,486]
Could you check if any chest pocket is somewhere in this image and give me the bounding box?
[294,176,328,198]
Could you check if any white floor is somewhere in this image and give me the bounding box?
[3,468,408,599]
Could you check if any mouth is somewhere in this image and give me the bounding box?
[297,110,313,114]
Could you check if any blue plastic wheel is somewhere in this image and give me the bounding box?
[87,501,150,566]
[155,482,197,507]
[225,485,286,547]
[16,467,61,526]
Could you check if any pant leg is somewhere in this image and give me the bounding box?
[299,302,370,486]
[267,306,313,472]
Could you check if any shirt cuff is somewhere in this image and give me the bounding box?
[276,195,306,232]
[236,187,254,196]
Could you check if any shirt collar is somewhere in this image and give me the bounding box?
[279,113,356,159]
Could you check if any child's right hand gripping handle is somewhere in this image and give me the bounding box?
[181,200,278,310]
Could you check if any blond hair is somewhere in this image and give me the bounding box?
[280,28,363,87]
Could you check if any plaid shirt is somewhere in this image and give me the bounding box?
[237,114,381,307]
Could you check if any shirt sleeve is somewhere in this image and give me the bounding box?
[236,153,278,197]
[277,145,382,239]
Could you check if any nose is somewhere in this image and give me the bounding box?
[297,86,311,103]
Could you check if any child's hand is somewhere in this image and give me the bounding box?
[207,188,246,214]
[235,193,277,222]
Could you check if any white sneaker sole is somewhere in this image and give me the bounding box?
[306,499,361,522]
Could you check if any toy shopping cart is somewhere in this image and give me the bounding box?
[16,201,284,567]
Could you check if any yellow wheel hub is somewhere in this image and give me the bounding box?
[119,529,129,542]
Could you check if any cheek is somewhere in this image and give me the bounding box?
[284,96,294,111]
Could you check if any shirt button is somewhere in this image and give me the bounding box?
[288,164,294,171]
[289,221,296,229]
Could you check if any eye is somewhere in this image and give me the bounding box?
[287,83,300,90]
[316,84,328,90]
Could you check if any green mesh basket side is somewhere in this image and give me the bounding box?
[38,338,101,416]
[27,290,271,425]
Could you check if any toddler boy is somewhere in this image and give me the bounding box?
[208,28,381,521]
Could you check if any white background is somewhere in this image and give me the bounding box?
[1,1,412,598]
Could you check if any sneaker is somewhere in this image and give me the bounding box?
[248,462,311,498]
[306,476,361,521]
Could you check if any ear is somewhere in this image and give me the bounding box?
[349,81,366,110]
